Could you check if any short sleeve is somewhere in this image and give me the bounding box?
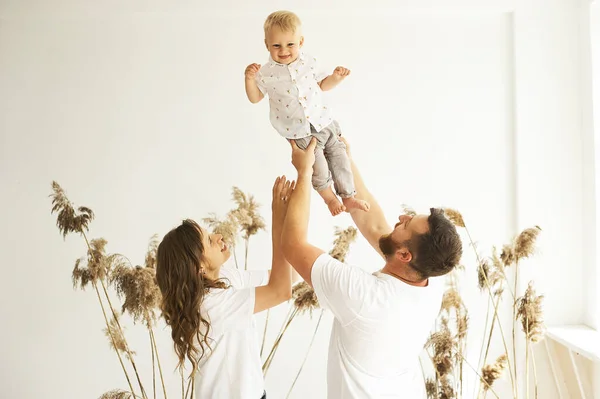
[311,253,374,325]
[241,269,270,287]
[313,57,329,83]
[255,70,267,95]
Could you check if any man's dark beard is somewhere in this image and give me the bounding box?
[378,234,398,257]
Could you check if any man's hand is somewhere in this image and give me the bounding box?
[245,63,261,81]
[332,66,351,80]
[289,138,317,176]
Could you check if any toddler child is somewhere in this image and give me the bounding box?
[244,10,370,216]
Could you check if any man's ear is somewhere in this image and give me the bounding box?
[396,248,412,264]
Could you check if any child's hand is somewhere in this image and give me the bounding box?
[332,66,351,80]
[245,63,261,80]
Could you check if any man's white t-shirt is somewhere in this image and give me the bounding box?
[194,266,269,399]
[311,253,444,399]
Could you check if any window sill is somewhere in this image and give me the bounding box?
[546,324,600,363]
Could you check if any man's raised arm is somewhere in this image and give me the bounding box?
[340,137,392,259]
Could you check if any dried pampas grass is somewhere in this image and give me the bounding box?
[144,235,159,270]
[441,288,463,313]
[72,240,122,289]
[426,321,456,377]
[50,181,94,238]
[98,389,134,399]
[110,261,161,328]
[516,282,545,343]
[231,187,266,238]
[501,225,541,267]
[104,314,135,361]
[202,212,239,246]
[329,226,357,263]
[481,354,508,391]
[292,282,319,315]
[425,377,437,399]
[444,208,465,228]
[514,227,541,261]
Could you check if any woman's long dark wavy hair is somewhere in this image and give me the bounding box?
[156,219,226,374]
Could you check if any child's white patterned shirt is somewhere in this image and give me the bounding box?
[256,52,334,139]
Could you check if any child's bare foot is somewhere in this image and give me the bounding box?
[318,186,346,216]
[342,196,370,212]
[327,197,346,216]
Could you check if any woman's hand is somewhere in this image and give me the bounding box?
[272,175,295,223]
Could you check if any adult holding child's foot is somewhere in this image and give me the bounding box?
[282,136,463,398]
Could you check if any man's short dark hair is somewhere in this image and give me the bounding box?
[407,208,463,279]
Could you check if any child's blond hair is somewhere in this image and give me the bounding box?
[264,11,302,35]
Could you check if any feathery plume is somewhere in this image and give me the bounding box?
[144,234,159,269]
[426,321,456,377]
[231,187,266,238]
[110,260,162,328]
[481,354,508,390]
[477,257,502,291]
[104,314,135,361]
[329,226,358,262]
[439,375,456,399]
[71,239,117,289]
[500,243,515,267]
[500,226,541,267]
[202,212,240,245]
[292,281,320,315]
[477,259,491,291]
[441,288,463,312]
[425,378,437,399]
[98,390,133,399]
[444,208,465,228]
[72,257,93,289]
[516,282,545,342]
[88,238,110,277]
[457,312,469,341]
[514,226,541,261]
[50,181,94,238]
[491,247,503,273]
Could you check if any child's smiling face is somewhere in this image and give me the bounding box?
[265,27,304,65]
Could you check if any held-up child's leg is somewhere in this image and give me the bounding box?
[293,133,345,216]
[323,121,370,212]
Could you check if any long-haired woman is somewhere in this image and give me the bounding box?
[156,176,295,398]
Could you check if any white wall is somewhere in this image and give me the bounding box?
[0,0,589,398]
[589,1,600,396]
[591,0,600,333]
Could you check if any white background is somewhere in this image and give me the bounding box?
[0,0,593,397]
